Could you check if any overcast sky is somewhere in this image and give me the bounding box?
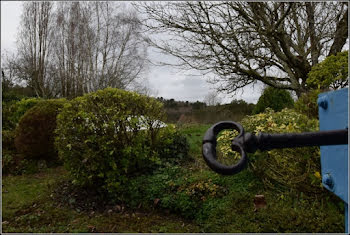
[1,1,262,104]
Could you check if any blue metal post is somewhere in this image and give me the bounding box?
[318,88,348,232]
[346,203,348,233]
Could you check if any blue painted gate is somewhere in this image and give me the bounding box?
[318,87,348,233]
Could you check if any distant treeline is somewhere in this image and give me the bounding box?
[157,97,255,124]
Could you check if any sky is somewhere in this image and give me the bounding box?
[0,1,262,104]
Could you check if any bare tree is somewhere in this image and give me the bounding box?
[204,91,222,106]
[51,2,148,98]
[9,2,149,98]
[135,2,348,97]
[1,51,16,92]
[12,1,55,97]
[52,1,91,98]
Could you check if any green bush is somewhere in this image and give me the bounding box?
[119,166,229,219]
[2,129,42,175]
[13,98,43,124]
[252,87,294,114]
[294,89,321,119]
[2,130,16,151]
[2,130,16,175]
[154,127,190,165]
[14,99,66,162]
[2,97,42,130]
[2,100,19,130]
[2,152,41,176]
[307,51,348,90]
[55,88,174,194]
[218,108,322,194]
[2,89,27,103]
[294,51,348,119]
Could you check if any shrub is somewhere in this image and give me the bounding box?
[294,89,321,119]
[55,88,174,194]
[2,97,42,130]
[119,166,229,219]
[2,130,41,175]
[2,89,27,103]
[2,152,40,176]
[12,97,43,124]
[2,100,19,130]
[218,108,322,194]
[154,127,190,165]
[252,87,294,114]
[2,130,16,175]
[2,130,16,151]
[307,50,348,90]
[14,99,66,162]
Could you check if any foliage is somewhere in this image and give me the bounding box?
[2,79,35,103]
[252,87,294,114]
[228,99,255,114]
[2,167,199,233]
[218,108,322,194]
[2,130,19,175]
[2,101,17,130]
[2,123,345,233]
[294,89,321,119]
[295,51,349,119]
[2,90,27,103]
[154,127,190,165]
[55,88,171,194]
[2,97,42,130]
[12,97,43,125]
[14,99,66,161]
[120,166,229,219]
[307,51,348,90]
[217,129,240,161]
[159,97,254,124]
[2,71,30,103]
[2,153,43,176]
[2,130,47,175]
[3,130,16,151]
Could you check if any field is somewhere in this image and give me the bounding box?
[2,124,345,233]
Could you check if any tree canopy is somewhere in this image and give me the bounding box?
[136,2,348,96]
[252,86,294,114]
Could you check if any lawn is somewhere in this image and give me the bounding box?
[2,124,345,233]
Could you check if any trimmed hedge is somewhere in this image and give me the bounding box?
[14,99,66,162]
[55,88,188,194]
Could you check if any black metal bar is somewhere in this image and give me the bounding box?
[202,121,349,175]
[239,129,348,153]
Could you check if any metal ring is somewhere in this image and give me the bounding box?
[202,121,248,175]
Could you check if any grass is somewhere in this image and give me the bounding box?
[2,123,346,233]
[2,167,199,233]
[178,123,211,156]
